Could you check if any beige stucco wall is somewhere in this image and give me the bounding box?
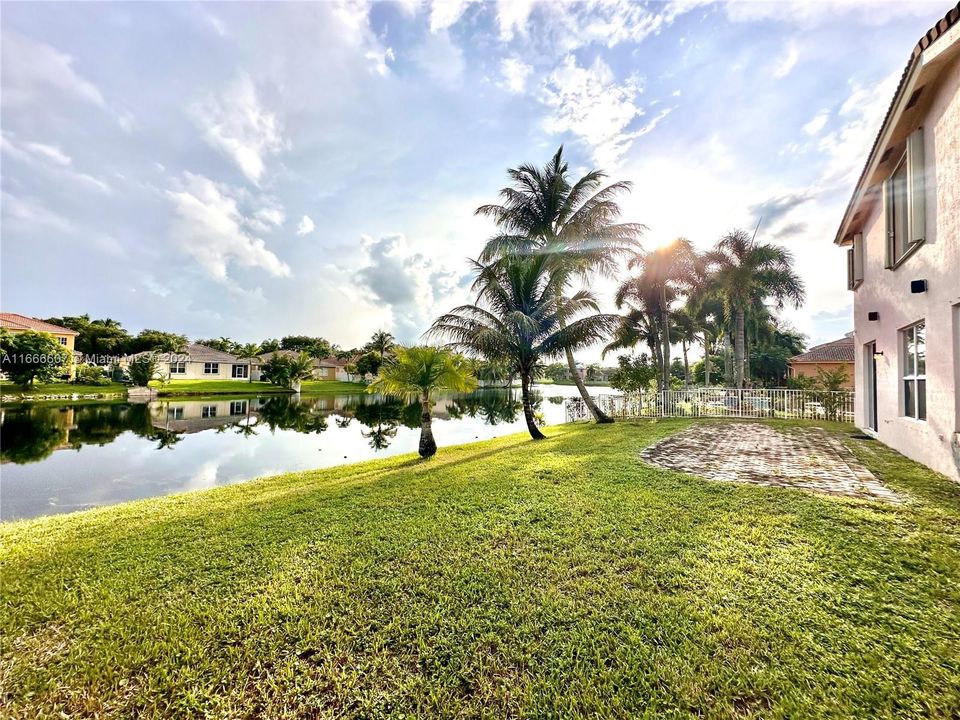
[851,55,960,481]
[158,361,251,381]
[787,362,854,389]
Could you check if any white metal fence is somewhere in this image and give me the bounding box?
[565,388,855,424]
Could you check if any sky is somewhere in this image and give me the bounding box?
[0,0,948,361]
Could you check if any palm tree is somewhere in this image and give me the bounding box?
[704,229,805,388]
[366,346,477,458]
[475,146,644,424]
[431,253,617,440]
[367,330,396,364]
[670,306,699,387]
[234,342,261,383]
[602,305,661,371]
[615,238,699,391]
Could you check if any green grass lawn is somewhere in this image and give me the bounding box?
[0,381,128,398]
[2,420,958,718]
[151,379,366,396]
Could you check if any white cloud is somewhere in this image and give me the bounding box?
[352,233,463,340]
[773,40,799,79]
[1,31,106,108]
[165,173,291,281]
[191,74,289,186]
[411,30,465,89]
[428,0,475,33]
[802,110,829,136]
[365,46,396,77]
[296,215,316,236]
[724,0,945,26]
[499,57,532,94]
[1,192,76,233]
[496,0,535,40]
[1,133,111,193]
[540,55,649,167]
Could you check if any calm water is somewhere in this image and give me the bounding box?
[0,385,612,521]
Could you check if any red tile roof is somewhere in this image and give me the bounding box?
[789,337,855,365]
[834,2,960,244]
[0,312,78,335]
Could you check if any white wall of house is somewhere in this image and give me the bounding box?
[160,361,253,381]
[851,58,960,481]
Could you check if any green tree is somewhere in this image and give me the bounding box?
[431,253,617,440]
[234,343,261,383]
[127,354,160,387]
[367,346,477,458]
[608,354,657,393]
[353,352,383,378]
[261,352,315,391]
[704,229,805,388]
[259,338,281,353]
[616,238,699,391]
[365,330,396,364]
[0,330,70,387]
[195,337,237,353]
[476,146,644,424]
[127,329,187,354]
[280,336,332,358]
[45,315,130,358]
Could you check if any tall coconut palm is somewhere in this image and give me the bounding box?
[431,253,617,440]
[475,146,644,424]
[234,343,261,383]
[614,238,698,390]
[367,346,477,458]
[704,229,805,388]
[602,305,661,370]
[367,330,396,364]
[670,306,699,387]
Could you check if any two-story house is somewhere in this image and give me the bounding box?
[834,3,960,481]
[0,312,79,379]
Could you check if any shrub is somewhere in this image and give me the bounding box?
[75,364,111,386]
[127,355,160,387]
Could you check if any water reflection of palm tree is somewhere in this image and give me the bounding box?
[447,390,521,426]
[362,422,399,451]
[258,396,328,434]
[335,416,352,429]
[149,428,184,450]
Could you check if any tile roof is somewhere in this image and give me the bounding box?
[0,312,78,335]
[835,2,960,244]
[258,350,346,367]
[130,343,239,363]
[789,337,855,365]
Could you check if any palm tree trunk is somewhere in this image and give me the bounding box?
[703,332,712,387]
[564,347,613,423]
[723,332,733,387]
[248,359,253,383]
[660,291,671,392]
[735,310,745,389]
[419,393,437,458]
[521,371,546,440]
[682,340,690,387]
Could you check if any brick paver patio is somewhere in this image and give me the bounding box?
[641,423,900,502]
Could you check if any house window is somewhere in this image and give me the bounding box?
[201,405,217,418]
[203,362,219,375]
[231,364,248,379]
[230,400,247,415]
[58,336,68,346]
[901,321,926,421]
[169,362,186,374]
[167,407,184,420]
[885,128,925,268]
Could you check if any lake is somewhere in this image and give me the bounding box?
[0,385,616,521]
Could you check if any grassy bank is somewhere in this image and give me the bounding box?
[0,381,128,399]
[151,380,366,396]
[2,421,958,718]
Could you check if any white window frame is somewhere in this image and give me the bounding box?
[231,364,248,379]
[203,362,219,375]
[58,336,68,346]
[201,405,217,418]
[900,320,926,421]
[884,128,925,269]
[167,407,184,420]
[169,361,186,374]
[230,400,247,415]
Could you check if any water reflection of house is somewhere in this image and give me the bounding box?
[150,398,265,434]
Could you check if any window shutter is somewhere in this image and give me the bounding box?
[907,127,925,246]
[883,178,894,268]
[847,248,854,290]
[853,232,864,285]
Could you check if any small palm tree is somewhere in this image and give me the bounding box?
[704,229,805,388]
[367,346,477,458]
[234,342,261,383]
[431,253,617,440]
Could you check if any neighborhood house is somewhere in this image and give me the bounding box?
[0,312,79,378]
[835,6,960,481]
[787,335,855,389]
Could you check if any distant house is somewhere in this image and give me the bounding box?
[0,312,79,378]
[252,351,353,382]
[833,4,960,481]
[128,343,252,381]
[787,335,855,388]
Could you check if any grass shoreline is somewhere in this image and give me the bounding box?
[3,420,958,717]
[1,379,367,402]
